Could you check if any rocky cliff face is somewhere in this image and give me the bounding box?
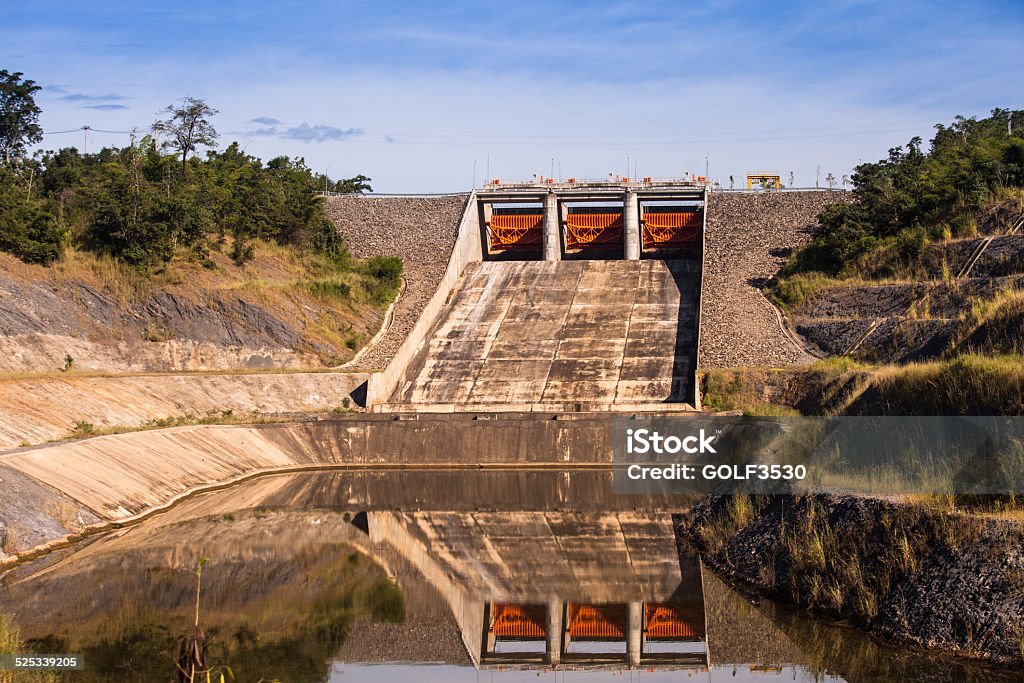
[0,247,383,373]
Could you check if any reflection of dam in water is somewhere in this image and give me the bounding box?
[365,509,707,669]
[2,471,1009,681]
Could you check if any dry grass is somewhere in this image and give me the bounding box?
[1,526,17,555]
[780,499,982,622]
[0,237,399,372]
[770,271,922,312]
[700,369,799,415]
[44,501,82,532]
[0,613,60,683]
[866,354,1024,415]
[56,409,290,443]
[700,494,765,553]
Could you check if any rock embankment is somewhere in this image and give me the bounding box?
[325,195,468,371]
[685,493,1024,668]
[701,191,848,367]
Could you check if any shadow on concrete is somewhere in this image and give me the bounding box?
[665,250,702,406]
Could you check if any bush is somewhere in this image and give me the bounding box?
[0,170,66,264]
[362,256,402,304]
[1,139,372,273]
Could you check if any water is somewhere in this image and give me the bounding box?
[0,471,1018,682]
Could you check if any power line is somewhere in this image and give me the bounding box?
[41,126,134,136]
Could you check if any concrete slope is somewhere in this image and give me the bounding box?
[391,259,700,409]
[0,371,367,449]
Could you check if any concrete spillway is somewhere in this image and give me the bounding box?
[389,259,700,410]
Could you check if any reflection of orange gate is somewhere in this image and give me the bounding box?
[642,212,701,248]
[565,213,623,249]
[489,214,543,251]
[490,604,546,638]
[644,603,704,639]
[567,604,627,640]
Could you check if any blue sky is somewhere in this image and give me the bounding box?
[2,0,1022,191]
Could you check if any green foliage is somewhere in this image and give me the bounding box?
[787,109,1024,278]
[0,69,42,164]
[0,167,66,263]
[362,255,403,304]
[0,80,376,270]
[153,96,218,178]
[0,137,370,270]
[331,174,372,194]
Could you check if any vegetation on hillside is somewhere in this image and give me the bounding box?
[782,109,1024,279]
[0,71,381,276]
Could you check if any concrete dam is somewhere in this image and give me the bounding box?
[367,180,708,411]
[323,182,848,414]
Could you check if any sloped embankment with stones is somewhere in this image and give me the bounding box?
[701,191,848,368]
[324,195,468,371]
[685,493,1024,668]
[791,233,1024,363]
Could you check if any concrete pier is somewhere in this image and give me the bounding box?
[627,601,643,667]
[624,190,640,260]
[543,192,561,261]
[547,598,563,666]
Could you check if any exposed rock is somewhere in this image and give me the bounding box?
[685,493,1024,667]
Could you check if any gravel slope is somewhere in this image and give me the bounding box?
[325,195,468,371]
[701,191,848,368]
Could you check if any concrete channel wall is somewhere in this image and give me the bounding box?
[364,193,483,405]
[0,414,616,525]
[0,371,369,449]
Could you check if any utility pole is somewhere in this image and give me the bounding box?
[82,126,90,155]
[705,153,709,181]
[1010,112,1014,136]
[816,165,821,188]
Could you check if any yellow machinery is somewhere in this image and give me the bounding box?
[747,174,781,189]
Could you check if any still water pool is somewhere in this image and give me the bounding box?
[0,470,1018,682]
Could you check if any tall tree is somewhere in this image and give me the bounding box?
[0,70,43,165]
[152,97,218,178]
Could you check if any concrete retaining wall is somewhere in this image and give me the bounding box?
[0,371,369,449]
[364,193,483,405]
[0,414,615,524]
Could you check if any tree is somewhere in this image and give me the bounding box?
[333,174,372,194]
[152,97,218,178]
[0,70,43,165]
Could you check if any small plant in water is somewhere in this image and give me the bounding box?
[175,557,235,683]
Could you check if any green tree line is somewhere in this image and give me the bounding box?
[1,139,373,268]
[0,71,374,269]
[786,108,1024,277]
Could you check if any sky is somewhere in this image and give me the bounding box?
[1,0,1022,192]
